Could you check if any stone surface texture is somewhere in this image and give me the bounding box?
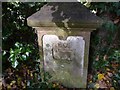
[27,3,103,29]
[43,35,85,87]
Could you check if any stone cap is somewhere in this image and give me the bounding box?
[27,2,103,30]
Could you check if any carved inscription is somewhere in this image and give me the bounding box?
[53,42,73,61]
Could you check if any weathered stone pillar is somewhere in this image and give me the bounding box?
[27,2,103,88]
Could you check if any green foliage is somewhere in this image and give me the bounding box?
[109,50,120,88]
[88,2,120,32]
[2,2,45,69]
[86,2,120,89]
[89,2,120,15]
[2,2,59,89]
[102,21,117,32]
[2,2,51,89]
[109,50,120,62]
[8,42,33,68]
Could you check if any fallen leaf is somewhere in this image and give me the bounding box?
[103,55,108,60]
[107,72,113,77]
[94,83,100,88]
[98,80,107,88]
[98,74,105,80]
[114,19,119,24]
[110,87,115,90]
[96,55,99,61]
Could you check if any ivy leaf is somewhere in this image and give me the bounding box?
[10,48,14,54]
[15,42,20,48]
[25,52,29,56]
[3,51,6,55]
[22,54,27,60]
[12,60,19,68]
[9,54,14,58]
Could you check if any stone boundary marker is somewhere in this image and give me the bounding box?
[27,2,103,88]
